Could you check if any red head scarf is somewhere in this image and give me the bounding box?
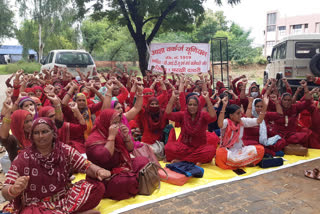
[10,110,32,149]
[38,106,54,117]
[145,97,165,131]
[143,88,155,106]
[32,86,43,93]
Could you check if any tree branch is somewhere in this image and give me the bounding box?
[146,0,177,44]
[142,16,160,26]
[117,0,136,40]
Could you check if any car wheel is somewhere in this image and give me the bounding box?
[310,53,320,77]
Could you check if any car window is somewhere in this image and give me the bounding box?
[55,52,94,65]
[48,52,54,63]
[295,42,320,58]
[279,42,286,59]
[271,47,277,61]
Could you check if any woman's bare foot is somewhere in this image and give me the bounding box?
[196,162,201,166]
[171,159,181,163]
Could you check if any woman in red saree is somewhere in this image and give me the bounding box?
[164,91,217,165]
[271,80,312,148]
[2,117,110,214]
[86,109,149,200]
[39,104,87,154]
[0,107,33,161]
[308,98,320,148]
[137,97,167,145]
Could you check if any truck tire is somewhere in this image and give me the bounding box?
[310,53,320,77]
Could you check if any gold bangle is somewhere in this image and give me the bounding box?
[220,111,226,113]
[3,117,11,124]
[55,108,62,113]
[105,94,112,97]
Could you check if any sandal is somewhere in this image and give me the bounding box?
[304,168,320,180]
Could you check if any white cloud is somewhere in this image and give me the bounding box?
[204,0,320,46]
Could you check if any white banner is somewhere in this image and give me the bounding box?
[148,43,210,74]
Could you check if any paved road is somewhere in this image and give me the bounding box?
[125,159,320,214]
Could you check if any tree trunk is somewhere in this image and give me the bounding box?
[38,23,44,63]
[136,38,148,76]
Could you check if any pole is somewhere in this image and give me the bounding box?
[226,38,229,88]
[219,40,223,83]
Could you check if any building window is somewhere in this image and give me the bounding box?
[305,24,308,28]
[267,25,276,32]
[292,24,302,34]
[278,26,286,36]
[267,13,277,25]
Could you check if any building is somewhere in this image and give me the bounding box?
[264,11,320,56]
[0,45,38,63]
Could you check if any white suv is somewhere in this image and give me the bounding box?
[40,50,96,76]
[264,34,320,90]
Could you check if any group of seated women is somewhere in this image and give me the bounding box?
[0,65,320,213]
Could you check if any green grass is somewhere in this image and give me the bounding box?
[0,61,41,75]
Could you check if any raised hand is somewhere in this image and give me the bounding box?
[137,84,144,93]
[222,96,228,106]
[242,78,248,85]
[5,88,13,98]
[248,96,254,103]
[263,95,269,107]
[3,98,13,115]
[46,93,61,105]
[306,74,315,82]
[109,124,119,138]
[44,84,55,94]
[269,94,278,102]
[201,91,209,100]
[68,101,78,111]
[300,80,307,87]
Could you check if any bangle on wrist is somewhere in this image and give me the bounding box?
[3,117,11,124]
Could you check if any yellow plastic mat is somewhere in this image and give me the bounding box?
[74,149,320,214]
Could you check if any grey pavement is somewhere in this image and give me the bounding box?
[125,159,320,214]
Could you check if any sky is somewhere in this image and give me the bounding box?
[3,0,320,46]
[204,0,320,46]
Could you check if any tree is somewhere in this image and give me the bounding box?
[16,0,75,61]
[76,0,240,76]
[16,19,79,59]
[81,18,113,54]
[0,0,15,40]
[193,10,228,43]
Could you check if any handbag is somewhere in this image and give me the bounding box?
[132,144,161,167]
[284,144,308,156]
[138,162,168,195]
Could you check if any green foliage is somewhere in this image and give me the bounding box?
[0,0,15,40]
[76,0,241,75]
[1,61,41,74]
[16,19,79,59]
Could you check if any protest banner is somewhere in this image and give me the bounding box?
[147,43,210,74]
